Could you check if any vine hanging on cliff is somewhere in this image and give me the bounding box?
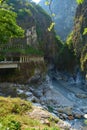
[45,0,85,31]
[45,0,55,31]
[83,28,87,35]
[76,0,84,4]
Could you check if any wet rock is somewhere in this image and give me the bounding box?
[42,106,48,110]
[33,103,42,107]
[57,120,71,130]
[29,87,35,92]
[40,101,45,105]
[76,93,87,98]
[17,89,24,94]
[74,114,82,119]
[32,90,43,98]
[27,96,39,103]
[28,106,50,120]
[58,108,64,113]
[28,74,41,84]
[25,91,33,97]
[53,110,58,115]
[64,107,73,115]
[58,107,73,115]
[59,113,68,120]
[73,110,84,119]
[81,107,87,113]
[82,127,87,130]
[61,114,68,120]
[51,113,58,118]
[68,115,74,120]
[59,115,64,120]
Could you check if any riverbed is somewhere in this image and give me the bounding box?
[51,78,87,130]
[0,71,87,130]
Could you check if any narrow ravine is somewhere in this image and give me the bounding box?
[50,74,87,130]
[0,72,87,130]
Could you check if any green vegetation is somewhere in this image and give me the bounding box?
[0,97,32,130]
[0,97,61,130]
[80,44,87,71]
[55,43,76,71]
[83,28,87,35]
[0,0,24,43]
[18,8,32,18]
[0,46,44,56]
[76,0,84,4]
[84,119,87,125]
[66,32,73,49]
[47,106,54,113]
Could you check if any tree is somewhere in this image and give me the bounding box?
[0,0,24,43]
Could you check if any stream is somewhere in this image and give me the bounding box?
[51,79,86,129]
[48,70,87,130]
[0,70,87,129]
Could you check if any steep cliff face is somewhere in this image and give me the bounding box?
[40,0,77,41]
[73,0,87,57]
[72,0,87,71]
[0,0,62,83]
[7,0,58,61]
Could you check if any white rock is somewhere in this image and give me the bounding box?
[84,114,87,118]
[25,92,32,96]
[17,89,24,94]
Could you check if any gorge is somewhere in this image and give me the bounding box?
[0,0,87,130]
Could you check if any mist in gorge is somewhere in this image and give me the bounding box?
[39,0,77,41]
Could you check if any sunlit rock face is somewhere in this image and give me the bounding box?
[72,0,87,57]
[71,0,87,73]
[39,0,77,41]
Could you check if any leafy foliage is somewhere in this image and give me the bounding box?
[8,120,21,130]
[66,32,73,49]
[56,43,76,71]
[76,0,84,4]
[0,0,24,43]
[83,28,87,35]
[0,46,44,56]
[0,97,61,130]
[80,44,87,71]
[48,22,55,31]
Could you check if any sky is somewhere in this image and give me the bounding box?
[32,0,41,3]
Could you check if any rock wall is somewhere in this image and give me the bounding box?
[0,61,46,84]
[40,0,77,41]
[72,0,87,72]
[8,0,58,61]
[72,0,87,57]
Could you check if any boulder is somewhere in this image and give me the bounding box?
[76,93,87,98]
[73,109,84,119]
[28,74,41,84]
[84,114,87,119]
[58,106,73,115]
[27,96,39,103]
[25,91,33,97]
[63,114,68,120]
[68,115,74,120]
[74,114,83,119]
[60,113,68,120]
